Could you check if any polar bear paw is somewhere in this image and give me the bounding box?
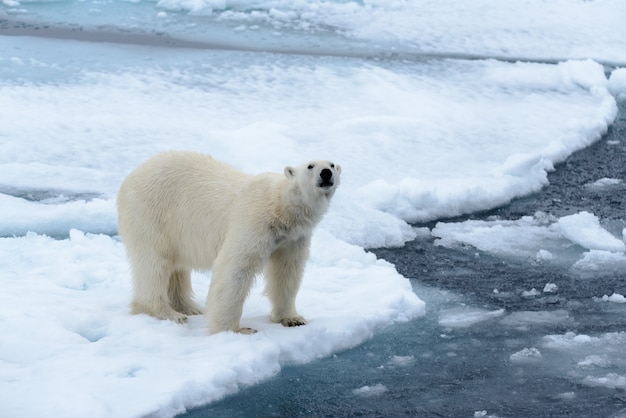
[174,300,204,316]
[131,301,189,324]
[280,316,307,327]
[170,312,189,324]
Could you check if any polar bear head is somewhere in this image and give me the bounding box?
[284,160,341,206]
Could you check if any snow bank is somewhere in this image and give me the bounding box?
[1,38,616,244]
[0,230,423,417]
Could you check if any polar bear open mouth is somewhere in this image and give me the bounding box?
[318,179,334,188]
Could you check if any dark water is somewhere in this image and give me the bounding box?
[182,103,626,418]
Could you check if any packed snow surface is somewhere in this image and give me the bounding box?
[1,0,625,416]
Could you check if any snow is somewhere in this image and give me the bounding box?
[1,0,626,416]
[0,229,422,417]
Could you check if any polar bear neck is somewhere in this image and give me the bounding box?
[273,179,329,230]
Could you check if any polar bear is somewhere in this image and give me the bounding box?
[117,151,340,334]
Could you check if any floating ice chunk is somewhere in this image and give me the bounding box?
[510,347,543,363]
[501,310,571,328]
[543,283,558,293]
[601,293,626,304]
[609,68,626,97]
[585,177,622,189]
[577,355,613,369]
[572,250,626,271]
[536,249,555,262]
[557,212,626,252]
[542,332,593,349]
[542,331,626,349]
[541,332,626,392]
[352,383,388,397]
[556,392,576,401]
[560,59,608,92]
[439,308,505,329]
[432,214,562,258]
[413,227,432,240]
[474,411,499,418]
[434,212,626,271]
[521,288,541,298]
[582,373,626,390]
[388,355,416,367]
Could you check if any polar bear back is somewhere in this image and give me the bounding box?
[117,151,273,271]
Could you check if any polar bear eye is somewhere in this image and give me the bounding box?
[330,163,335,168]
[307,164,314,170]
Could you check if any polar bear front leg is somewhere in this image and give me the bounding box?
[206,254,260,334]
[265,237,310,327]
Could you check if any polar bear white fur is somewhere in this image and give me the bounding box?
[117,151,340,334]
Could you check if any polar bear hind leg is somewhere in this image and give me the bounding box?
[168,269,204,316]
[129,253,188,323]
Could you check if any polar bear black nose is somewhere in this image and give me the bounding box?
[320,168,333,181]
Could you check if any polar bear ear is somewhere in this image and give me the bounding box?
[334,163,342,174]
[284,166,296,178]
